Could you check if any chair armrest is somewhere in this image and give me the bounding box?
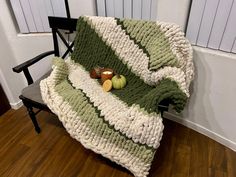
[12,50,55,73]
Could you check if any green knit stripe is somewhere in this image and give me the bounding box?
[117,19,179,70]
[54,78,155,163]
[136,79,187,113]
[51,57,68,84]
[71,17,187,113]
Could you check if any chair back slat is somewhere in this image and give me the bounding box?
[48,16,77,58]
[48,16,77,31]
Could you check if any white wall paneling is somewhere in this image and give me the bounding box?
[186,0,206,45]
[10,0,67,33]
[196,0,220,47]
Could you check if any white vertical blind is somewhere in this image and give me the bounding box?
[105,0,115,17]
[50,0,67,17]
[133,0,142,19]
[186,0,206,45]
[114,0,123,18]
[150,0,157,21]
[38,0,51,31]
[124,0,132,18]
[208,0,234,49]
[28,0,44,32]
[10,0,67,33]
[20,0,37,32]
[141,0,151,20]
[196,0,220,47]
[219,0,236,52]
[9,0,29,33]
[96,0,106,16]
[43,0,54,17]
[187,0,236,53]
[96,0,157,21]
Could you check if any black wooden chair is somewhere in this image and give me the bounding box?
[12,16,77,133]
[12,16,169,134]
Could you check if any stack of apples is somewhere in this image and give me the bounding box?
[90,66,127,92]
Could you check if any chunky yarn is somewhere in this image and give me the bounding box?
[40,16,194,177]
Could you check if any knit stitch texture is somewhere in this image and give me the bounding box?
[40,16,194,177]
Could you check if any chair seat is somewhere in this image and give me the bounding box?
[21,71,51,105]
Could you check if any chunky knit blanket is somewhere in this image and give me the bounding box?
[40,16,194,177]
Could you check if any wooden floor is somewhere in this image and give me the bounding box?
[0,108,235,177]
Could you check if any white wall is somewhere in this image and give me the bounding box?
[165,47,236,151]
[0,22,25,105]
[0,0,96,108]
[156,0,236,151]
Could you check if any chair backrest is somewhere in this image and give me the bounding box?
[48,16,77,59]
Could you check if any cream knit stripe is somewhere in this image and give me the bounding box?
[67,59,163,149]
[83,16,189,96]
[158,22,194,88]
[40,65,154,177]
[49,78,156,163]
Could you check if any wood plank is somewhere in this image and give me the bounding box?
[226,148,236,177]
[208,0,234,49]
[170,144,190,177]
[197,0,220,47]
[188,130,209,177]
[0,108,236,177]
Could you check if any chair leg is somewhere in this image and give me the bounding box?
[26,106,41,133]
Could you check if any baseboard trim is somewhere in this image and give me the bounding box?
[164,112,236,152]
[10,100,23,110]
